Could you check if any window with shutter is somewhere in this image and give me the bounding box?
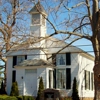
[13,55,27,67]
[56,68,71,89]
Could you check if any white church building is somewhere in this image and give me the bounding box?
[6,1,94,99]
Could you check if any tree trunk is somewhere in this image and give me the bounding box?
[93,62,100,100]
[92,33,100,100]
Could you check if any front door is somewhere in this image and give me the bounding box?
[24,69,37,96]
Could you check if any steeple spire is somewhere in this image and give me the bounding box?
[29,0,47,15]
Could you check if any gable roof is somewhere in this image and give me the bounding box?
[5,35,94,61]
[29,1,47,15]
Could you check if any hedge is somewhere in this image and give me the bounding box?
[0,95,35,100]
[6,96,18,100]
[23,96,34,100]
[0,95,17,100]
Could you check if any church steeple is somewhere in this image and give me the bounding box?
[29,1,47,38]
[29,1,47,26]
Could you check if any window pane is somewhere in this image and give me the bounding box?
[85,70,90,90]
[56,69,66,89]
[17,56,25,65]
[49,70,53,88]
[57,54,66,65]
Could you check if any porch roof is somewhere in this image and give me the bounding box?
[15,59,55,68]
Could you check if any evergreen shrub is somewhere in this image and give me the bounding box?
[72,77,80,100]
[0,81,7,94]
[10,81,19,96]
[36,77,44,100]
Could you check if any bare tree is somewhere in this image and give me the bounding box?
[34,0,100,100]
[0,0,33,86]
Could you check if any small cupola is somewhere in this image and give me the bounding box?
[29,1,47,26]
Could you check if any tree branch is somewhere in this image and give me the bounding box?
[63,2,86,11]
[56,30,91,40]
[73,23,90,32]
[85,0,92,23]
[11,0,17,27]
[47,37,82,60]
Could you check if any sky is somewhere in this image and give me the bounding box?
[40,0,94,56]
[0,0,94,63]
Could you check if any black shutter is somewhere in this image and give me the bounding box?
[89,71,90,90]
[49,70,51,88]
[52,54,56,65]
[66,53,71,65]
[91,73,94,90]
[25,55,27,59]
[13,56,17,67]
[53,69,56,88]
[66,68,71,89]
[85,70,87,90]
[12,70,16,82]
